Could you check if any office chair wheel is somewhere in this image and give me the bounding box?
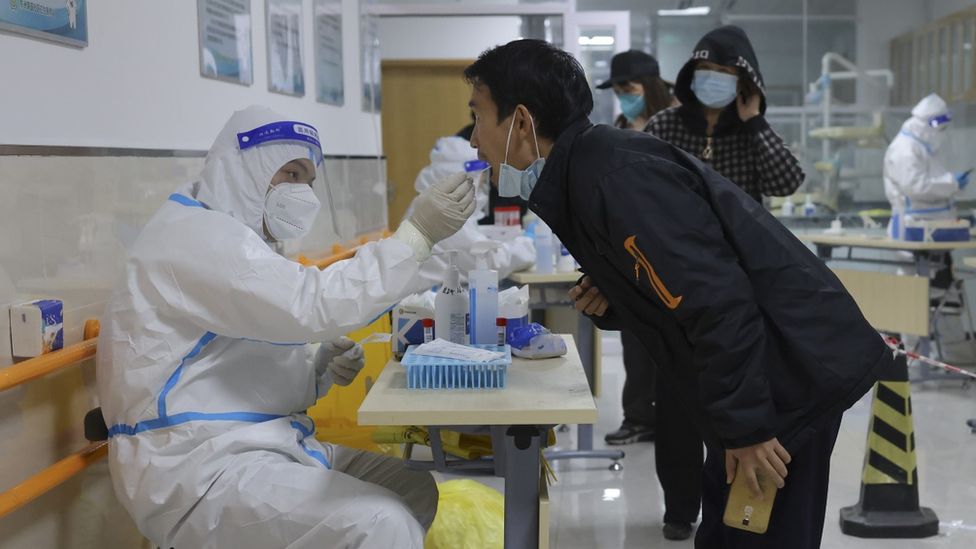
[609,460,623,472]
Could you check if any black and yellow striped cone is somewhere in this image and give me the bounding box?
[839,348,939,538]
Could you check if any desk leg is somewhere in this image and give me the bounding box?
[491,425,508,477]
[915,252,933,358]
[505,426,542,549]
[576,313,595,452]
[815,244,834,260]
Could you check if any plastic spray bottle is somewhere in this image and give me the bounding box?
[781,196,795,217]
[468,243,500,345]
[534,222,554,274]
[803,194,816,217]
[435,252,468,345]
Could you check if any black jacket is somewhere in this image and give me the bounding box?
[530,119,891,454]
[645,25,804,201]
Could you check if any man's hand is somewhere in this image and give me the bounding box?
[569,276,609,317]
[725,438,791,499]
[736,90,761,122]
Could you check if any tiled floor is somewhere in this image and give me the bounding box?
[437,332,976,548]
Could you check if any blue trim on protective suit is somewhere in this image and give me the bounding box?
[157,332,218,418]
[291,420,331,468]
[108,411,285,437]
[168,193,206,208]
[899,130,934,155]
[904,196,953,215]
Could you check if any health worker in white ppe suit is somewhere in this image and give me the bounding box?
[409,135,535,283]
[96,106,475,549]
[884,93,971,239]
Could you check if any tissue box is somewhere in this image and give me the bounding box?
[393,304,432,358]
[499,285,530,334]
[10,299,64,358]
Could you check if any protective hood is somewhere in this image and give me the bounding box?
[903,93,950,152]
[674,25,767,114]
[414,136,489,221]
[192,106,322,239]
[911,93,949,121]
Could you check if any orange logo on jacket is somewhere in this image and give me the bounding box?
[624,235,683,310]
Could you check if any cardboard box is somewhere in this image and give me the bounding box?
[10,299,64,358]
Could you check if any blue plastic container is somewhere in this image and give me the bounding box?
[401,344,511,389]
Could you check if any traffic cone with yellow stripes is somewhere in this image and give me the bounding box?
[840,347,939,538]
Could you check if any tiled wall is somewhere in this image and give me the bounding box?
[0,151,387,548]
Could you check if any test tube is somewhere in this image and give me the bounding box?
[496,317,507,348]
[422,318,434,343]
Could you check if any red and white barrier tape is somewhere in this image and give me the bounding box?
[882,336,976,381]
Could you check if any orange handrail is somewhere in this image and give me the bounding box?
[297,229,392,270]
[0,319,100,392]
[0,441,108,519]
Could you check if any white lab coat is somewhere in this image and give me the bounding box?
[97,106,435,548]
[884,94,960,238]
[409,136,535,284]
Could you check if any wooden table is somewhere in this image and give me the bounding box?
[802,232,976,357]
[359,335,596,549]
[803,232,976,254]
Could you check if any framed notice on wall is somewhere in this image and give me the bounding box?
[313,0,343,106]
[198,0,253,86]
[360,1,380,113]
[266,0,304,96]
[0,0,88,47]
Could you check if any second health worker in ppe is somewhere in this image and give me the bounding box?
[884,93,971,238]
[97,106,475,549]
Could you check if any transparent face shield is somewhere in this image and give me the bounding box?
[236,121,345,245]
[929,113,952,129]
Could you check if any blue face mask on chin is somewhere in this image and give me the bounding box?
[691,69,739,109]
[617,93,646,122]
[497,112,546,201]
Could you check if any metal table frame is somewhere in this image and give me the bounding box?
[505,273,625,470]
[810,237,976,383]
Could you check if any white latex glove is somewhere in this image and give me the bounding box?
[408,172,476,247]
[314,337,365,386]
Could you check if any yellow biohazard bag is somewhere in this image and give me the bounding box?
[308,315,401,457]
[425,480,504,549]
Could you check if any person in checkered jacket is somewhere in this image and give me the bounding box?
[645,25,805,203]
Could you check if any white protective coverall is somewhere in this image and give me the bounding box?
[410,136,535,283]
[97,107,439,549]
[884,93,961,238]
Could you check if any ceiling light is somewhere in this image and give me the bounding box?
[658,6,711,16]
[578,36,615,46]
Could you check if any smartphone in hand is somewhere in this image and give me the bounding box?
[723,462,778,534]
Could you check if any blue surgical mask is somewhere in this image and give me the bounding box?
[691,70,739,109]
[498,112,546,201]
[617,93,646,122]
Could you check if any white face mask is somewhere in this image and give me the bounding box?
[264,183,321,241]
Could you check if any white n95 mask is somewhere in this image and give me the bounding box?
[498,112,546,201]
[264,183,321,241]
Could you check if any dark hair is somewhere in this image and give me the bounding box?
[464,39,593,140]
[456,123,475,141]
